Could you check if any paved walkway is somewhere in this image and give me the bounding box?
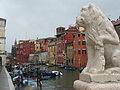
[0,66,15,90]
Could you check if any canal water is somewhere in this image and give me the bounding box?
[20,65,79,90]
[43,66,79,90]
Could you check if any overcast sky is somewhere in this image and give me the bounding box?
[0,0,120,52]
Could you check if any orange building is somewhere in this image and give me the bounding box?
[56,26,88,68]
[73,29,88,68]
[65,26,88,68]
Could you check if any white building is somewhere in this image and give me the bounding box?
[29,52,48,64]
[0,18,6,66]
[38,52,48,64]
[29,53,39,64]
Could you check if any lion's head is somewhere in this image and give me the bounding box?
[76,4,119,45]
[76,4,108,30]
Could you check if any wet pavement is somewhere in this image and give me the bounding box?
[0,67,15,90]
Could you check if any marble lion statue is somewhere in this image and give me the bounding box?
[76,4,120,74]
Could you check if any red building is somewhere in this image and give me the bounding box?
[56,26,88,68]
[65,26,80,66]
[73,28,87,68]
[56,27,66,65]
[16,40,35,63]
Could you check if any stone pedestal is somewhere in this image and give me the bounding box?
[79,73,120,83]
[73,73,120,90]
[73,80,120,90]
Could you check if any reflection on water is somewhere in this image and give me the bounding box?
[20,66,79,90]
[41,66,79,90]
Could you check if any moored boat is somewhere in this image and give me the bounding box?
[64,66,77,71]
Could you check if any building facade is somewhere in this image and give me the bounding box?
[73,29,87,68]
[12,25,87,68]
[65,26,79,66]
[34,40,41,53]
[38,51,48,64]
[66,43,74,66]
[48,38,56,65]
[0,18,6,66]
[56,27,66,65]
[16,40,35,63]
[56,26,88,68]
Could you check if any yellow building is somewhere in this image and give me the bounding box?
[29,40,41,53]
[48,38,56,65]
[66,43,74,66]
[29,40,36,44]
[35,40,41,53]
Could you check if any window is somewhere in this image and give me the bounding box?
[61,36,63,40]
[17,51,19,55]
[74,49,76,54]
[31,48,34,50]
[20,45,23,49]
[72,59,74,63]
[82,33,85,36]
[78,34,80,37]
[78,50,81,54]
[78,41,80,45]
[82,50,86,54]
[69,59,70,63]
[20,51,23,55]
[73,35,75,38]
[82,40,86,45]
[36,42,39,44]
[63,36,64,40]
